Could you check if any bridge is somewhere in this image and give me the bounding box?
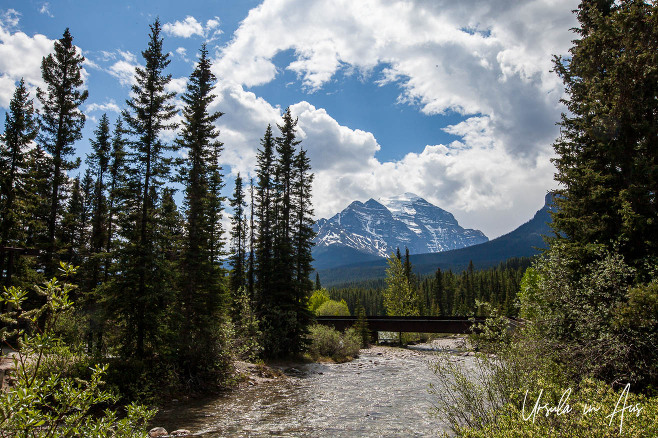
[315,315,486,337]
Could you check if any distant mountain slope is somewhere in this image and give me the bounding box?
[312,193,488,269]
[316,193,555,286]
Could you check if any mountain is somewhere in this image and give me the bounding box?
[312,193,488,270]
[316,193,556,286]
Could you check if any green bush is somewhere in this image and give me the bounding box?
[315,299,350,316]
[0,264,154,436]
[519,245,657,389]
[307,324,360,362]
[308,289,330,313]
[453,378,658,438]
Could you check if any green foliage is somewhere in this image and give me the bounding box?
[315,299,350,316]
[306,324,361,362]
[517,267,542,320]
[255,109,315,357]
[452,378,658,438]
[37,28,88,274]
[468,302,513,351]
[383,253,419,316]
[0,264,154,436]
[115,18,178,359]
[0,79,38,285]
[308,288,330,313]
[230,287,262,362]
[521,244,657,388]
[551,0,658,276]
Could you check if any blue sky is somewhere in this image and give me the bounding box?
[0,0,579,238]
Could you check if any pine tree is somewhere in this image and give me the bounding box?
[291,145,315,346]
[23,146,51,255]
[85,114,111,288]
[254,109,315,357]
[37,28,88,274]
[551,0,658,276]
[254,125,276,307]
[59,176,85,267]
[176,45,228,376]
[0,79,38,285]
[104,118,126,281]
[115,19,178,358]
[383,254,419,317]
[247,178,255,299]
[229,173,248,298]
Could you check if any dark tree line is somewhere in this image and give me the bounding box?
[0,20,316,391]
[330,257,531,317]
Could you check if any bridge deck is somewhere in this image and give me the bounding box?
[316,315,485,334]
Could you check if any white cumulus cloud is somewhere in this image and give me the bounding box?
[0,14,55,107]
[207,0,578,236]
[163,16,223,40]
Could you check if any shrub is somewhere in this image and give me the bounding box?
[315,299,350,316]
[307,324,360,362]
[452,378,658,438]
[0,264,154,436]
[308,289,330,313]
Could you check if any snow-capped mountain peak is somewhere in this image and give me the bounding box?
[313,195,488,258]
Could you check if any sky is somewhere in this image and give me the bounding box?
[0,0,580,238]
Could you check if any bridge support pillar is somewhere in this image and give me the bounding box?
[369,330,378,344]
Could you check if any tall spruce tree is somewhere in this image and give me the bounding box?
[85,114,111,288]
[254,125,276,307]
[37,28,88,274]
[115,19,178,358]
[229,173,247,299]
[23,146,51,257]
[551,0,658,276]
[0,79,38,285]
[104,118,126,281]
[257,108,313,356]
[176,45,228,376]
[291,145,315,340]
[247,178,255,299]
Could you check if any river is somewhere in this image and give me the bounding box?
[154,341,472,437]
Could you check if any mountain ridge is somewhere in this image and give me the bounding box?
[315,193,555,286]
[312,193,488,269]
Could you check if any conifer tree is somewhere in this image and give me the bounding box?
[37,28,88,274]
[115,19,178,358]
[23,146,51,256]
[551,0,658,276]
[59,176,85,266]
[247,178,255,299]
[229,173,247,299]
[256,109,315,356]
[85,114,111,288]
[291,145,315,341]
[254,125,276,305]
[104,119,126,281]
[207,142,225,267]
[176,45,228,375]
[0,79,38,285]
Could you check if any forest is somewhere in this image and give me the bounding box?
[329,256,531,317]
[0,17,313,416]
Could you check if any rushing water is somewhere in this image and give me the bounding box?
[155,345,467,437]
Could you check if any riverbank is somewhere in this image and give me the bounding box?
[151,336,472,436]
